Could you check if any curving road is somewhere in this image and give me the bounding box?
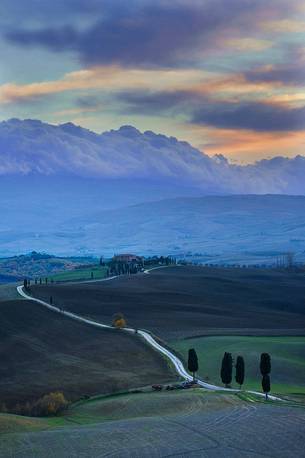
[16,273,281,401]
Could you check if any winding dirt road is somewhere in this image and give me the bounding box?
[16,272,281,401]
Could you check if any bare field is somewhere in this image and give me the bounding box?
[0,300,176,408]
[31,266,305,339]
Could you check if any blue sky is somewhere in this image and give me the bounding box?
[0,0,304,162]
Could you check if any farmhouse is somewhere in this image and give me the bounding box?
[113,254,143,264]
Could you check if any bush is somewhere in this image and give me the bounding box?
[34,392,69,416]
[11,392,69,417]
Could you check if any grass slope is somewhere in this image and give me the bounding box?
[1,391,305,457]
[172,336,305,395]
[49,265,107,282]
[0,299,176,408]
[32,266,305,339]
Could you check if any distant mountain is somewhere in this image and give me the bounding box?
[1,118,305,194]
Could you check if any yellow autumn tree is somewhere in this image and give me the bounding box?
[35,391,69,416]
[112,312,126,328]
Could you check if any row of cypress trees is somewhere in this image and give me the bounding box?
[220,352,244,388]
[188,348,271,399]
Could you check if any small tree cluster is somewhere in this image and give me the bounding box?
[144,256,176,267]
[11,392,69,417]
[23,278,32,290]
[220,353,245,389]
[110,261,139,275]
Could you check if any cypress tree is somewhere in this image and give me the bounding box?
[235,355,245,389]
[260,353,271,376]
[188,348,199,381]
[260,353,271,399]
[221,352,233,387]
[262,374,271,400]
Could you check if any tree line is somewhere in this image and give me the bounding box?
[188,348,272,399]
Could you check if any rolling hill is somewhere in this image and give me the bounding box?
[0,298,176,409]
[1,391,305,458]
[32,266,305,340]
[60,194,305,262]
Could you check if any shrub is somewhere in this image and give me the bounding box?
[34,392,69,416]
[11,392,69,417]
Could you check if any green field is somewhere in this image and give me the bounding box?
[49,265,108,282]
[171,336,305,395]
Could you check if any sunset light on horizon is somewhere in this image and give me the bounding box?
[0,0,304,162]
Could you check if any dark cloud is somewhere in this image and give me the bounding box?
[117,90,194,114]
[1,0,109,22]
[7,26,79,52]
[245,45,305,86]
[192,101,305,131]
[76,96,104,108]
[117,89,305,132]
[4,0,292,68]
[246,66,305,86]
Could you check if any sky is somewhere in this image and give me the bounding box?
[0,0,304,163]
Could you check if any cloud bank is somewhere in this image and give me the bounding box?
[1,118,305,195]
[5,0,290,68]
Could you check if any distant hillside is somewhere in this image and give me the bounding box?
[64,194,305,263]
[1,194,305,263]
[0,252,95,282]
